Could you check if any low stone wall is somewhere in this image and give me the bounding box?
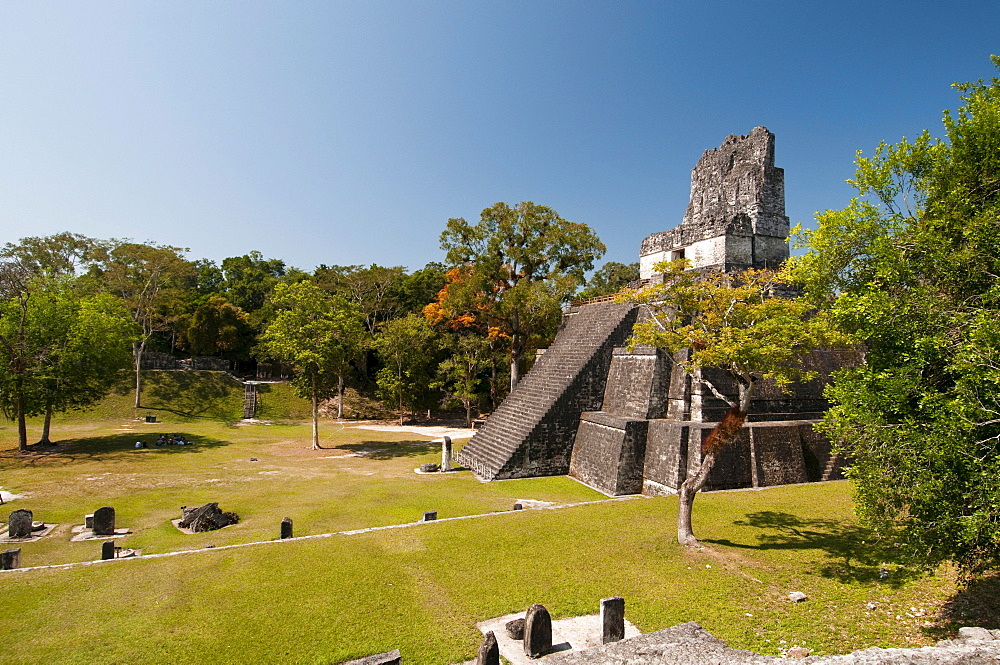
[542,621,1000,664]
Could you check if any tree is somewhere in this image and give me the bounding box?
[0,269,134,450]
[260,281,366,448]
[629,261,848,545]
[373,313,440,425]
[184,296,254,361]
[578,261,639,299]
[33,291,136,444]
[88,241,193,408]
[434,201,605,389]
[785,58,1000,575]
[434,332,494,427]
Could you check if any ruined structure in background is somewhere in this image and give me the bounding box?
[457,128,854,495]
[639,126,790,280]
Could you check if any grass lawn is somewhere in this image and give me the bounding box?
[0,373,992,664]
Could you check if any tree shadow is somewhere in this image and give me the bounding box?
[53,432,231,459]
[703,510,920,586]
[143,372,242,421]
[925,572,1000,637]
[336,439,440,460]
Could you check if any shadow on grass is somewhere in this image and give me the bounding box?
[142,372,242,421]
[925,572,1000,638]
[704,510,920,586]
[336,439,439,460]
[54,432,231,459]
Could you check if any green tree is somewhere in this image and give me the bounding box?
[434,332,493,427]
[786,58,1000,575]
[435,201,605,389]
[185,296,254,361]
[0,268,134,450]
[33,290,136,444]
[374,313,440,425]
[629,261,848,545]
[88,240,193,408]
[578,261,639,299]
[261,281,366,448]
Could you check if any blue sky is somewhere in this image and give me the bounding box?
[2,1,998,272]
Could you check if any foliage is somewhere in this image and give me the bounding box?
[628,260,849,544]
[432,201,605,388]
[184,295,253,360]
[0,271,135,449]
[785,57,1000,575]
[374,312,441,424]
[578,260,639,299]
[433,332,495,426]
[87,240,193,407]
[260,281,366,447]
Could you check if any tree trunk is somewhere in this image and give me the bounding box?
[676,378,755,546]
[310,373,322,450]
[465,400,472,428]
[37,403,54,445]
[133,340,145,409]
[510,311,521,390]
[16,380,28,453]
[337,374,344,419]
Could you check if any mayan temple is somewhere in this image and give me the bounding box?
[456,127,854,495]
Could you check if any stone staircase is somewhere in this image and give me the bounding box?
[456,301,638,480]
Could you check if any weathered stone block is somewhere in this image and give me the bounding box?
[280,517,293,540]
[601,596,625,644]
[8,509,32,538]
[476,631,499,665]
[1,548,21,569]
[523,604,552,659]
[101,540,115,560]
[92,506,115,536]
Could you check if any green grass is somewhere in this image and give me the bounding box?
[52,370,313,424]
[0,376,986,664]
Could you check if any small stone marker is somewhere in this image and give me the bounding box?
[92,506,116,536]
[85,514,94,529]
[1,548,21,570]
[512,503,523,511]
[419,462,439,473]
[505,618,525,640]
[280,517,293,540]
[441,436,452,471]
[423,511,437,522]
[8,509,32,538]
[601,596,625,644]
[788,591,808,603]
[523,603,552,659]
[101,540,115,560]
[476,630,499,665]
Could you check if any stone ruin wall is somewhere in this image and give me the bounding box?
[639,126,790,279]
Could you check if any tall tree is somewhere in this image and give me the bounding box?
[374,313,440,425]
[435,201,605,389]
[578,261,639,299]
[629,261,848,545]
[786,58,1000,575]
[0,269,134,450]
[88,241,193,408]
[184,296,254,361]
[261,282,366,448]
[434,332,494,427]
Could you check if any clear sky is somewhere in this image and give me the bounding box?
[2,1,998,272]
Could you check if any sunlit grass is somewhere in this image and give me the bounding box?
[0,372,980,664]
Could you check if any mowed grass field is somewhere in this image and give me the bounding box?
[0,372,988,664]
